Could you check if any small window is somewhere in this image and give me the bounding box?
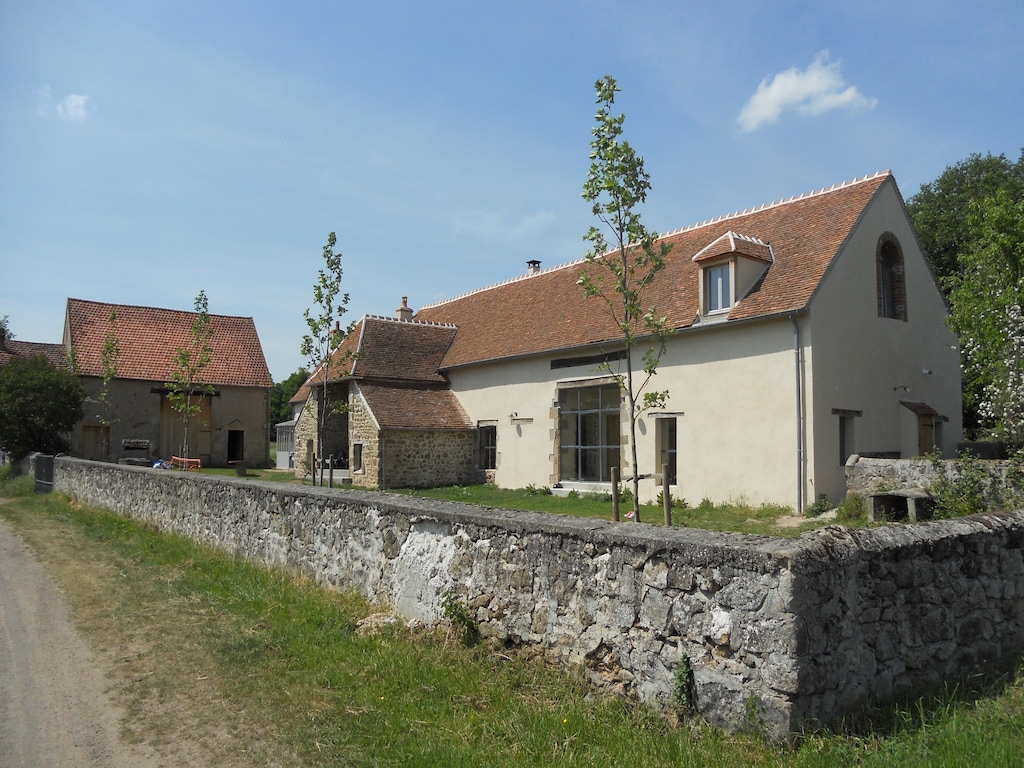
[877,235,907,320]
[657,417,677,485]
[479,425,497,470]
[352,443,363,473]
[705,263,731,313]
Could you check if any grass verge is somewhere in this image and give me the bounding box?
[1,470,1022,766]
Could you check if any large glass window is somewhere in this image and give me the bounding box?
[559,384,620,482]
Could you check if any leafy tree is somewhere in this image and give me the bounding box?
[946,190,1024,446]
[0,354,84,462]
[301,232,351,484]
[578,75,672,522]
[166,291,215,459]
[270,367,309,425]
[907,150,1024,284]
[86,310,121,428]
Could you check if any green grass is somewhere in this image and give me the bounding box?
[1,470,1022,766]
[388,484,840,538]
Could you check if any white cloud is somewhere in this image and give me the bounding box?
[737,51,877,132]
[56,93,90,121]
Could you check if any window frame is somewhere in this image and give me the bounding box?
[478,424,497,470]
[557,383,621,483]
[704,261,732,315]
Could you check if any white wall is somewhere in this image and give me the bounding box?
[808,180,962,502]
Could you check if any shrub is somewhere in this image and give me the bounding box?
[805,494,833,517]
[929,450,993,518]
[836,494,865,522]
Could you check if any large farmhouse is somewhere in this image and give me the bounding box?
[296,171,962,511]
[65,298,273,467]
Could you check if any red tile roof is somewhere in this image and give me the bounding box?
[65,298,272,388]
[415,172,891,369]
[358,381,473,430]
[305,315,457,386]
[0,338,67,369]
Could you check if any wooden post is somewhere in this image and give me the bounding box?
[611,466,620,522]
[663,464,671,527]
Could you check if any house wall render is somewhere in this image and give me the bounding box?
[54,457,1024,741]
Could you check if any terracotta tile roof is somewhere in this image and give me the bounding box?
[358,381,474,430]
[306,315,457,386]
[65,298,272,388]
[415,172,892,369]
[0,338,67,369]
[693,231,774,263]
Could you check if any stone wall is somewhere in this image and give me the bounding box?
[54,457,1024,740]
[382,429,477,488]
[846,455,1016,504]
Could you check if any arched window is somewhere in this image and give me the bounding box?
[877,234,907,320]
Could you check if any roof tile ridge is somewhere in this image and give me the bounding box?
[659,170,892,239]
[418,257,590,311]
[363,313,458,329]
[71,297,256,323]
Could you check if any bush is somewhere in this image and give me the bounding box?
[929,450,993,518]
[836,494,865,522]
[805,495,832,517]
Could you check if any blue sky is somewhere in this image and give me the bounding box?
[2,1,1021,381]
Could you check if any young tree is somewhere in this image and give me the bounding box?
[88,310,121,429]
[0,354,84,462]
[301,232,351,485]
[946,190,1024,447]
[166,291,215,460]
[578,75,673,521]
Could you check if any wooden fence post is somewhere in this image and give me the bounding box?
[611,466,620,522]
[663,463,671,527]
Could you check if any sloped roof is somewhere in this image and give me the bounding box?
[306,315,457,386]
[0,338,67,369]
[358,381,473,430]
[415,172,892,369]
[65,298,272,388]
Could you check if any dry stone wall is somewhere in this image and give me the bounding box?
[54,457,1024,740]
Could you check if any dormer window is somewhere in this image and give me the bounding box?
[693,231,773,317]
[705,263,732,313]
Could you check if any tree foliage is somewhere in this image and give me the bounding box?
[300,232,351,484]
[578,75,672,521]
[907,150,1024,284]
[87,310,121,427]
[270,367,310,425]
[0,354,84,462]
[946,190,1024,446]
[166,291,215,459]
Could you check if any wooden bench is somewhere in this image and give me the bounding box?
[170,456,202,471]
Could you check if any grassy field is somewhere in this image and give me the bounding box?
[2,469,1023,766]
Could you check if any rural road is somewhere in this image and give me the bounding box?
[0,517,159,768]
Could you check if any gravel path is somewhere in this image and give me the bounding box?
[0,518,159,768]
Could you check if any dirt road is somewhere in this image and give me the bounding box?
[0,518,159,768]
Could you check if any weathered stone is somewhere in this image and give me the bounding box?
[54,457,1024,743]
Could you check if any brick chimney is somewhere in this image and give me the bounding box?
[526,260,541,276]
[396,296,413,322]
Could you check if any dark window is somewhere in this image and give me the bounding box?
[479,425,497,470]
[659,417,677,485]
[558,384,620,482]
[877,236,907,320]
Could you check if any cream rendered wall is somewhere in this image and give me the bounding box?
[449,315,803,508]
[806,180,962,503]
